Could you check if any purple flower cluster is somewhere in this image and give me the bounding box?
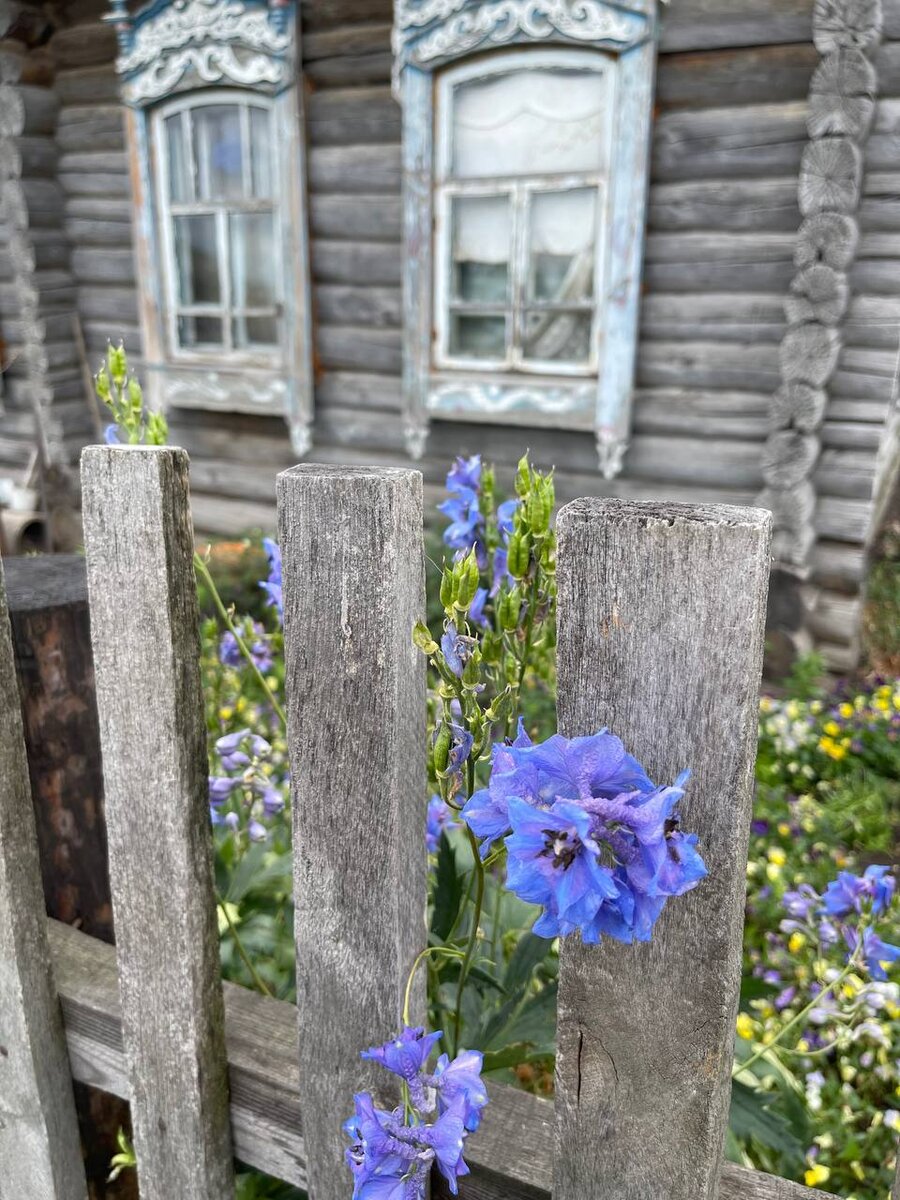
[260,537,282,618]
[345,1026,487,1199]
[462,723,706,944]
[208,728,284,839]
[426,796,459,854]
[439,455,519,609]
[783,866,899,981]
[219,619,273,673]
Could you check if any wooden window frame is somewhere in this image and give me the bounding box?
[394,0,659,477]
[109,0,313,454]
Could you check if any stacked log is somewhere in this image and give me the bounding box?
[0,0,82,479]
[759,0,883,664]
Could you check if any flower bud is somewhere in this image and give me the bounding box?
[412,621,439,655]
[461,651,481,689]
[499,587,522,631]
[515,453,531,498]
[455,549,480,609]
[108,341,127,386]
[507,532,531,579]
[432,722,451,774]
[440,566,457,611]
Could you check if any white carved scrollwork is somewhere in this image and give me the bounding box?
[114,0,292,104]
[394,0,647,80]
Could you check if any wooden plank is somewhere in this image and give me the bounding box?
[49,920,840,1200]
[277,464,427,1200]
[4,553,138,1198]
[658,0,815,52]
[0,558,88,1200]
[656,43,818,109]
[302,22,392,85]
[80,445,234,1199]
[309,191,402,240]
[648,178,801,232]
[307,84,400,146]
[652,102,808,181]
[554,499,771,1200]
[308,142,402,194]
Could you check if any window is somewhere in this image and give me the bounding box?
[393,0,658,475]
[434,51,615,376]
[155,93,282,359]
[111,0,313,453]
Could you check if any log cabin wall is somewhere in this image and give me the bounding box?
[7,0,900,670]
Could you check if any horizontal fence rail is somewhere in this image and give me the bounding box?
[48,918,839,1200]
[0,445,843,1200]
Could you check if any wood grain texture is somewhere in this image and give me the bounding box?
[813,0,883,54]
[80,445,234,1200]
[784,263,849,325]
[553,499,772,1200]
[795,211,860,268]
[799,137,863,215]
[49,921,839,1200]
[277,464,427,1200]
[0,557,88,1200]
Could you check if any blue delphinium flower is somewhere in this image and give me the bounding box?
[849,927,900,981]
[215,728,271,770]
[260,536,283,617]
[426,795,459,854]
[462,724,705,944]
[219,620,273,673]
[104,423,122,445]
[468,587,489,630]
[441,623,470,678]
[822,865,895,919]
[440,455,485,565]
[347,1026,485,1197]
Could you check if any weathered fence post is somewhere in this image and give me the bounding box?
[4,552,138,1198]
[81,445,235,1199]
[278,464,427,1200]
[0,556,89,1200]
[553,498,772,1200]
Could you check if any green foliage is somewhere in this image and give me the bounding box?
[95,342,168,445]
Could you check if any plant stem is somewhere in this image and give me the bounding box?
[194,552,287,729]
[402,944,464,1027]
[217,896,273,998]
[732,953,861,1079]
[452,825,486,1057]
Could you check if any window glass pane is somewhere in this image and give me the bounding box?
[528,189,597,302]
[234,314,279,348]
[522,311,593,364]
[250,106,273,199]
[451,65,613,178]
[193,105,243,200]
[165,112,190,202]
[174,214,220,305]
[449,314,506,360]
[178,314,223,347]
[230,212,277,308]
[450,195,510,303]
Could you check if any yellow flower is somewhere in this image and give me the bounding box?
[219,705,234,720]
[886,1000,900,1020]
[767,847,787,866]
[235,696,247,713]
[810,700,823,714]
[796,1038,809,1053]
[759,696,773,713]
[874,697,890,712]
[805,1165,830,1187]
[789,932,806,954]
[777,822,791,837]
[823,720,841,737]
[818,736,846,760]
[736,1013,755,1040]
[786,700,800,719]
[766,862,782,882]
[839,703,854,719]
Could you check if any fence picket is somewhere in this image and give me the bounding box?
[278,464,427,1200]
[0,557,89,1199]
[553,498,772,1200]
[80,446,234,1199]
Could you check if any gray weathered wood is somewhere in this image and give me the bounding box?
[553,498,772,1200]
[49,920,840,1200]
[0,559,88,1199]
[762,430,821,486]
[813,0,883,54]
[758,480,818,530]
[795,211,859,269]
[779,322,841,386]
[80,445,234,1200]
[799,137,863,215]
[771,382,829,432]
[808,47,877,139]
[784,264,849,326]
[277,464,427,1200]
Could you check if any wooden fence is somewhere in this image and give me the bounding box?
[0,444,847,1200]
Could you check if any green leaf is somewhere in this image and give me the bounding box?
[503,931,551,992]
[481,1043,546,1073]
[728,1078,804,1160]
[431,832,463,943]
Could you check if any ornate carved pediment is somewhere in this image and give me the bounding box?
[106,0,294,105]
[393,0,651,92]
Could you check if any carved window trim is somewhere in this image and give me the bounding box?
[393,0,659,477]
[106,0,313,455]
